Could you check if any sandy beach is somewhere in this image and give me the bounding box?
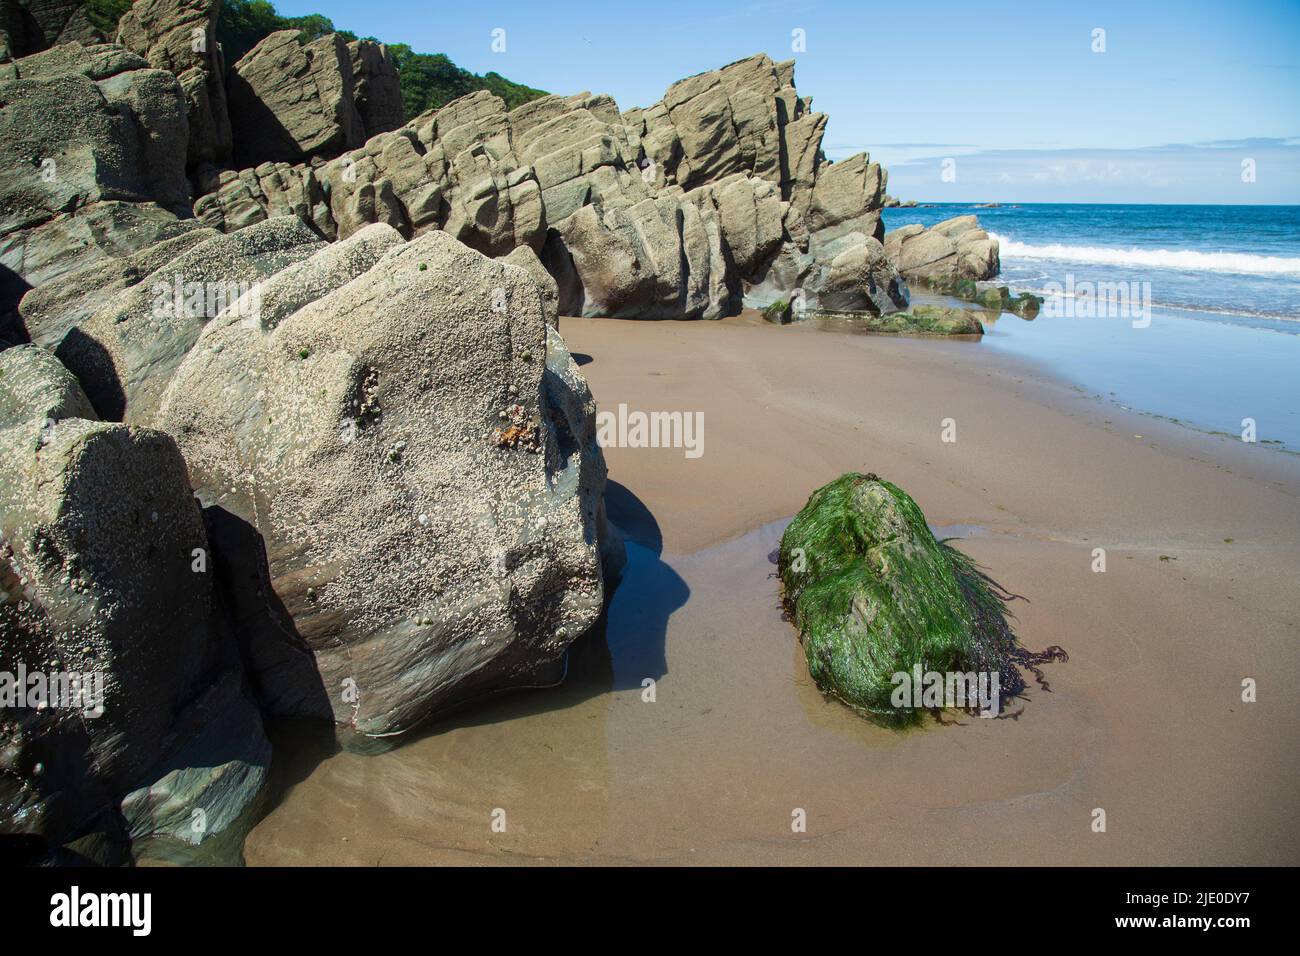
[240,314,1300,866]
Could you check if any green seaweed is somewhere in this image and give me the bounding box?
[808,306,984,335]
[779,473,1025,725]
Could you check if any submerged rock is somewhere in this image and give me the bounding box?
[778,473,1018,724]
[801,305,983,336]
[917,275,1042,319]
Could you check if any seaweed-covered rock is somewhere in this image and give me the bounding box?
[918,275,1042,319]
[807,305,983,336]
[778,473,1017,723]
[761,298,792,324]
[973,285,1042,318]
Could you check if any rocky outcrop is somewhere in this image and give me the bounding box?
[56,215,324,423]
[228,30,365,168]
[0,41,191,234]
[194,53,906,320]
[19,224,219,349]
[348,38,403,139]
[116,0,232,175]
[884,215,1000,282]
[154,229,618,736]
[0,40,196,340]
[0,0,108,62]
[0,344,269,862]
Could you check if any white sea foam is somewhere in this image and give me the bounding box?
[990,233,1300,276]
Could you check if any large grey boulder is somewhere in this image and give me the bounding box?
[348,39,403,139]
[0,344,269,863]
[228,30,365,168]
[155,230,619,737]
[884,215,1000,282]
[116,0,232,174]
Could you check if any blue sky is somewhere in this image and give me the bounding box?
[278,0,1300,202]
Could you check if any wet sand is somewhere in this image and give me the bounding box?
[242,314,1300,865]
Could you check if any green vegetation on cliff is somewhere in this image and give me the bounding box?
[215,1,546,117]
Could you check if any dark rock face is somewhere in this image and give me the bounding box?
[0,0,109,63]
[0,344,269,863]
[348,39,403,139]
[116,0,232,175]
[227,30,365,168]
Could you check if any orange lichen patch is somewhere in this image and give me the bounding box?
[490,403,541,451]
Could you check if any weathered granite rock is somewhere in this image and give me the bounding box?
[228,29,364,168]
[155,230,620,736]
[0,344,269,861]
[347,39,403,139]
[884,215,1000,282]
[116,0,232,174]
[56,215,324,423]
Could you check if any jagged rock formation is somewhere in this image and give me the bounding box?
[884,215,1000,283]
[227,29,364,168]
[194,53,908,319]
[116,0,232,175]
[0,21,1001,859]
[0,344,269,862]
[0,39,195,341]
[348,38,403,139]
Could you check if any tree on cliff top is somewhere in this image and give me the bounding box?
[215,1,546,116]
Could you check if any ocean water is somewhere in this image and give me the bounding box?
[881,204,1300,449]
